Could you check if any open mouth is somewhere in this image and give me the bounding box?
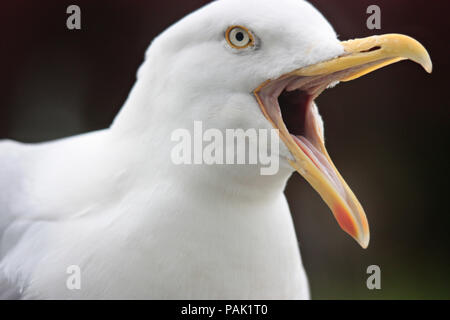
[277,75,345,198]
[253,34,432,248]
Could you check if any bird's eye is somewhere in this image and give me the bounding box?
[226,26,254,49]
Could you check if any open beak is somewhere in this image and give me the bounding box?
[254,34,432,248]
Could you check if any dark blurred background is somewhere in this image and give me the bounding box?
[0,0,448,299]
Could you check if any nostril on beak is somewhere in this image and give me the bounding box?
[360,46,381,53]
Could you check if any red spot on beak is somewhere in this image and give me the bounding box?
[334,203,358,239]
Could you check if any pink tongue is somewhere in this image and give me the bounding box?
[291,135,345,197]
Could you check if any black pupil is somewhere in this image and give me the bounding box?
[235,32,244,42]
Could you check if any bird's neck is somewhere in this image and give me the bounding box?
[108,62,295,199]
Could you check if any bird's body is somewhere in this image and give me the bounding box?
[0,130,308,299]
[0,0,431,299]
[0,41,310,298]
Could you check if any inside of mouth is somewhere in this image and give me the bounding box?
[277,85,346,196]
[278,89,310,137]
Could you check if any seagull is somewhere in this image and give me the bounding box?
[0,0,431,299]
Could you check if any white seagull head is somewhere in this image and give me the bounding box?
[113,0,432,248]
